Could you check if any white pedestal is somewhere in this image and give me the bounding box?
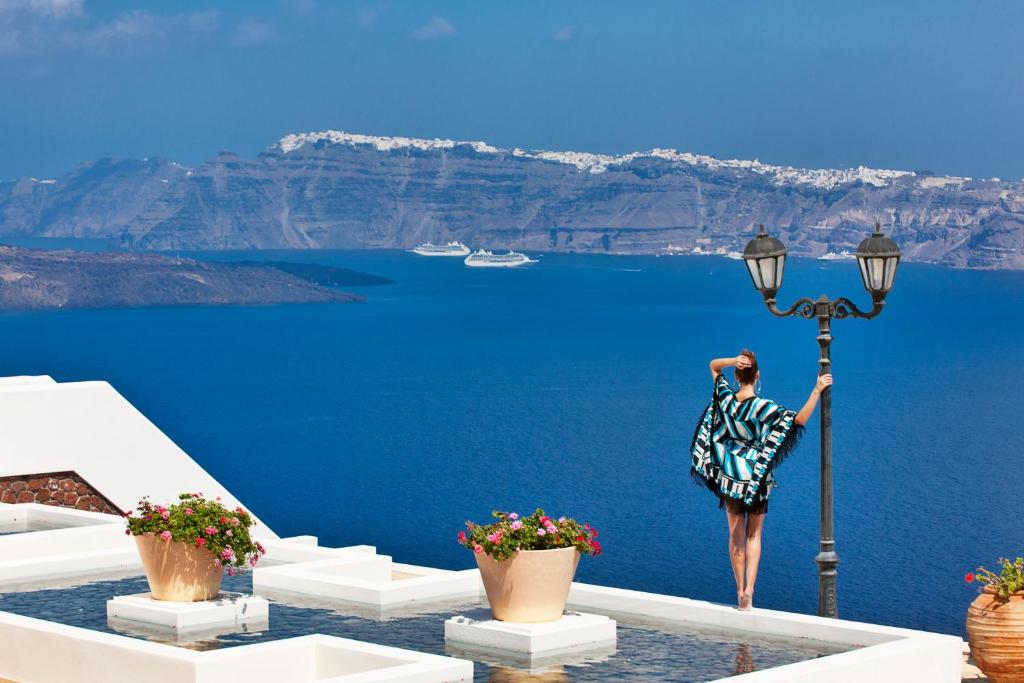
[106,592,269,631]
[253,556,481,607]
[444,611,616,655]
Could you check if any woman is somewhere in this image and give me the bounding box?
[690,350,832,610]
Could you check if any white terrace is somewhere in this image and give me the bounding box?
[0,376,964,682]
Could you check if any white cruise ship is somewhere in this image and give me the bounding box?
[818,250,855,261]
[411,241,470,256]
[464,249,537,268]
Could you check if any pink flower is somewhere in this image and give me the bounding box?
[457,531,467,543]
[508,513,519,520]
[161,511,170,520]
[537,529,546,536]
[221,549,234,560]
[195,537,206,547]
[205,526,217,536]
[226,530,233,537]
[159,531,172,542]
[185,508,193,516]
[487,532,502,544]
[473,544,484,554]
[510,520,523,530]
[214,559,221,567]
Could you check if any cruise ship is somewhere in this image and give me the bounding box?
[463,249,537,268]
[411,241,471,256]
[818,250,855,260]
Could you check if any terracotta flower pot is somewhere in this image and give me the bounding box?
[475,547,580,623]
[967,587,1024,683]
[135,533,223,602]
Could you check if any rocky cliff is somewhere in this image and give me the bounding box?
[2,131,1022,268]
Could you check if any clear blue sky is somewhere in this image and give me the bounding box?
[1,0,1022,180]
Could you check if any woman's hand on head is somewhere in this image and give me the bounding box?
[735,355,752,370]
[815,374,833,393]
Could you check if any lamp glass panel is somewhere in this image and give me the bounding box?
[857,256,871,292]
[868,257,886,291]
[774,254,786,289]
[746,259,764,290]
[883,257,898,291]
[758,257,777,290]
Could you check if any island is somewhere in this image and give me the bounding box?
[0,246,382,309]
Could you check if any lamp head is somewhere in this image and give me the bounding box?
[855,222,901,297]
[742,224,788,296]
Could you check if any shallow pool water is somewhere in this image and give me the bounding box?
[0,573,851,682]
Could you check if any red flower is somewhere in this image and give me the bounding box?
[590,528,599,538]
[195,537,207,547]
[576,535,586,542]
[589,540,602,556]
[457,531,467,544]
[965,572,974,583]
[539,516,551,525]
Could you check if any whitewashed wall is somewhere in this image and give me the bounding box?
[0,378,277,538]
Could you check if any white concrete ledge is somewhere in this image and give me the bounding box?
[253,555,481,607]
[445,610,616,655]
[107,592,269,631]
[0,611,473,683]
[255,537,376,566]
[0,505,141,585]
[567,582,963,682]
[0,503,123,531]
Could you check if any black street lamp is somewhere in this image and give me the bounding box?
[741,222,900,619]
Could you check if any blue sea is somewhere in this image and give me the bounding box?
[2,249,1021,638]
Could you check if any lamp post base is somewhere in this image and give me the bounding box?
[815,550,839,618]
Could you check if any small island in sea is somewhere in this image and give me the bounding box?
[0,246,386,309]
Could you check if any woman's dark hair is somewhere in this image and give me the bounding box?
[736,349,758,385]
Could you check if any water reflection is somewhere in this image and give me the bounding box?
[488,664,568,682]
[735,642,754,674]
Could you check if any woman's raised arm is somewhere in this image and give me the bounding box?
[794,374,833,425]
[709,355,750,381]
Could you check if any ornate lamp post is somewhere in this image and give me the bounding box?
[741,222,901,618]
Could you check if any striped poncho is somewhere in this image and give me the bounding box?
[690,373,803,514]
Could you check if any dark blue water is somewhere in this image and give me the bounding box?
[1,251,1020,637]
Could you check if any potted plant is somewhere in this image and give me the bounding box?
[125,493,266,602]
[966,557,1024,683]
[459,509,601,623]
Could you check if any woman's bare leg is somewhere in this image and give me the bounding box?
[726,508,747,606]
[743,512,766,608]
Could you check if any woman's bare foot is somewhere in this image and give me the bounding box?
[738,591,753,611]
